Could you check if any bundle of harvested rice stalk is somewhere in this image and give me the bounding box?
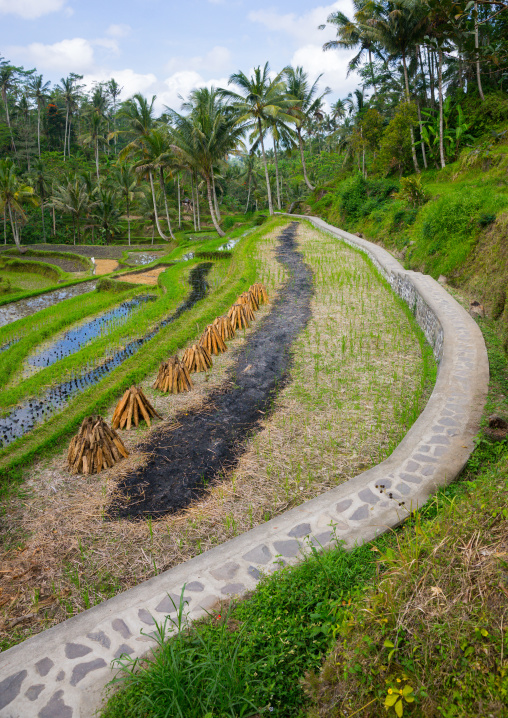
[228,303,250,331]
[153,356,193,394]
[213,315,235,341]
[238,290,259,311]
[200,323,227,355]
[68,415,129,475]
[250,283,268,305]
[112,385,162,430]
[182,343,213,373]
[235,297,255,322]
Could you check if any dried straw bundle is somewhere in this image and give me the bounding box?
[250,283,268,305]
[112,385,162,430]
[228,303,250,331]
[213,315,235,341]
[234,297,255,322]
[153,356,193,394]
[200,323,227,355]
[238,290,259,312]
[68,415,129,475]
[182,343,213,373]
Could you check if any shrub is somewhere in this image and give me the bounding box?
[395,176,429,208]
[222,216,235,230]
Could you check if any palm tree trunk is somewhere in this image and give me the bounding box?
[212,169,221,222]
[416,103,428,170]
[177,173,181,229]
[149,169,170,241]
[245,172,252,213]
[159,168,176,241]
[190,174,197,231]
[438,47,446,169]
[297,128,315,191]
[2,93,17,157]
[68,116,72,158]
[52,205,56,236]
[273,137,281,210]
[126,196,131,246]
[369,49,378,98]
[475,2,485,101]
[205,175,225,237]
[37,104,41,158]
[95,139,100,180]
[3,211,6,244]
[64,106,69,160]
[40,195,46,241]
[427,47,436,108]
[8,205,20,250]
[417,46,428,105]
[258,117,274,215]
[195,177,201,231]
[402,52,420,174]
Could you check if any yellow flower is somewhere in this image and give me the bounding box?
[396,678,401,683]
[388,689,393,694]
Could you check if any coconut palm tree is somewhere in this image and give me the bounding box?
[0,64,21,157]
[92,186,122,244]
[0,159,37,250]
[51,178,89,244]
[366,1,428,173]
[170,89,246,235]
[132,127,177,241]
[31,159,51,241]
[113,162,142,245]
[283,66,329,191]
[219,64,295,215]
[57,73,83,159]
[27,74,51,158]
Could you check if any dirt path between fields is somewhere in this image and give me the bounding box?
[111,222,313,517]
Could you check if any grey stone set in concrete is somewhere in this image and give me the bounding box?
[0,218,489,718]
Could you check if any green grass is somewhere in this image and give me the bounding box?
[100,313,508,718]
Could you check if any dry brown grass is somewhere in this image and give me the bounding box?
[94,259,119,276]
[0,222,428,648]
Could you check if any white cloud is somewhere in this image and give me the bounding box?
[165,46,231,75]
[248,1,354,47]
[106,24,132,38]
[0,0,67,19]
[82,69,157,98]
[291,43,359,98]
[7,38,95,73]
[158,70,229,111]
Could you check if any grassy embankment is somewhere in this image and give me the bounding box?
[100,313,507,718]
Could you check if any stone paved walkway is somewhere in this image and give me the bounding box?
[0,219,488,718]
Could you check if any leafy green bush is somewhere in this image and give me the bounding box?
[395,176,429,208]
[222,215,235,230]
[409,185,508,277]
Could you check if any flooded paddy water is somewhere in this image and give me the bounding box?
[0,264,212,448]
[25,295,157,374]
[0,280,99,328]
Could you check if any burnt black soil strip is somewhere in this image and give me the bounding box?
[110,222,313,519]
[0,263,212,449]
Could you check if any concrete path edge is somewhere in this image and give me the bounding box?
[0,217,489,718]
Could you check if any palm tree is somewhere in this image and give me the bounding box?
[80,113,106,180]
[133,127,177,241]
[106,78,123,154]
[170,89,246,235]
[0,64,20,157]
[284,66,329,191]
[113,162,142,245]
[367,1,428,173]
[92,186,122,244]
[319,1,382,98]
[31,159,51,241]
[0,159,37,250]
[27,74,51,158]
[220,64,295,215]
[51,178,89,244]
[57,73,83,159]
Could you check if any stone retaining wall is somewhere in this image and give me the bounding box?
[0,218,489,718]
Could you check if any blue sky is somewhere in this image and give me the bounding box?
[1,0,358,111]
